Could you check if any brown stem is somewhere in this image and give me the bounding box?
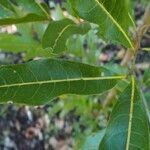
[103,3,150,107]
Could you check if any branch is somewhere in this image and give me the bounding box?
[103,3,150,107]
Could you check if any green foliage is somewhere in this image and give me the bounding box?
[0,23,49,60]
[42,19,91,54]
[0,33,38,52]
[143,68,150,86]
[0,0,150,149]
[83,130,105,150]
[0,0,50,25]
[0,59,123,105]
[100,77,149,149]
[68,0,134,48]
[66,28,101,66]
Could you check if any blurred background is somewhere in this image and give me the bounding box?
[0,0,150,149]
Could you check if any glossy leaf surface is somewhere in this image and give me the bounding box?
[0,59,124,105]
[69,0,134,48]
[99,77,149,149]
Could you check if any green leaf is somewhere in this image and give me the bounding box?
[104,64,129,93]
[99,76,149,149]
[0,14,49,26]
[104,63,128,76]
[116,79,129,93]
[0,59,124,105]
[140,89,150,126]
[0,0,15,12]
[144,92,150,112]
[0,33,49,60]
[42,19,91,54]
[15,0,47,15]
[0,33,50,59]
[143,68,150,86]
[69,0,134,48]
[0,22,50,60]
[66,34,84,56]
[0,0,50,25]
[0,33,39,52]
[82,130,105,150]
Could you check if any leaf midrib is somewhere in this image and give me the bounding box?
[0,76,125,88]
[125,76,135,150]
[95,0,134,49]
[35,1,50,18]
[53,24,73,50]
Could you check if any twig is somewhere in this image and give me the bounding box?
[103,3,150,107]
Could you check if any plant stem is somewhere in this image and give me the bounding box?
[103,3,150,107]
